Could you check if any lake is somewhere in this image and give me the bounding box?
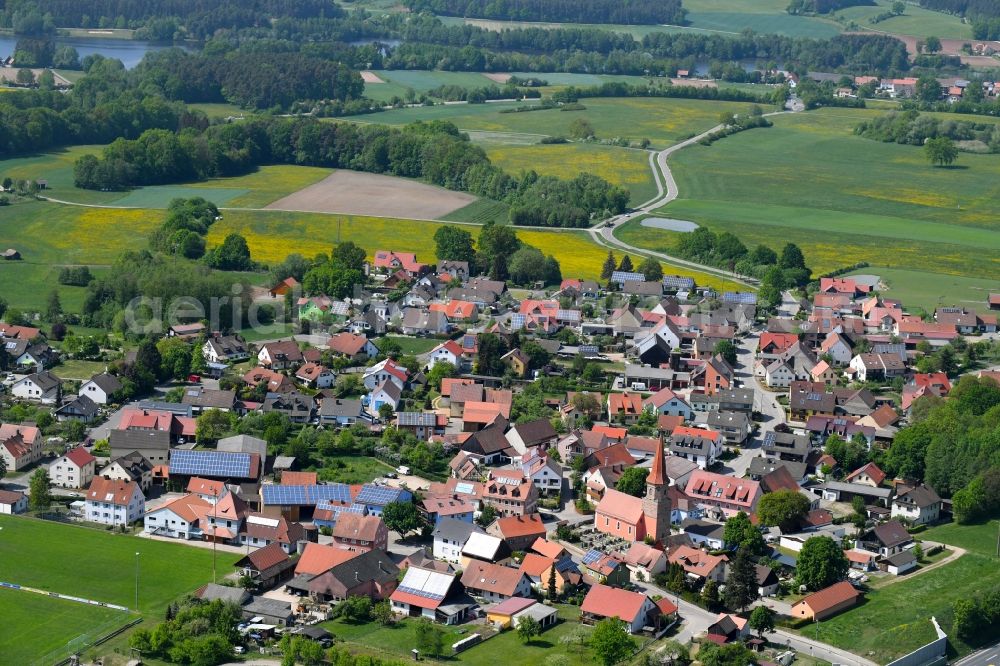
[0,35,190,69]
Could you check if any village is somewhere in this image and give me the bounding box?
[1,248,999,664]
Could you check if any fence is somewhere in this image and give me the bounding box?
[884,617,948,666]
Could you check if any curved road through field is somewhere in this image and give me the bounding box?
[38,107,795,287]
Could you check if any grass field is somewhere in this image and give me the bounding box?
[352,97,764,149]
[0,145,122,205]
[378,335,444,355]
[51,359,109,380]
[0,590,128,664]
[316,455,395,484]
[845,267,998,312]
[484,142,657,205]
[815,520,1000,662]
[441,199,510,224]
[0,515,237,663]
[627,108,1000,284]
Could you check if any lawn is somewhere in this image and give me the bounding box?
[484,143,657,205]
[315,455,396,484]
[638,107,1000,281]
[352,97,764,149]
[0,145,122,205]
[0,589,129,664]
[378,335,443,355]
[814,520,1000,663]
[441,199,510,224]
[845,267,999,313]
[51,359,109,380]
[835,0,972,39]
[325,604,598,664]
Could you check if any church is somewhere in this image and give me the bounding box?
[593,438,671,545]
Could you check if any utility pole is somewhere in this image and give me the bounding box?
[212,488,218,583]
[134,552,140,613]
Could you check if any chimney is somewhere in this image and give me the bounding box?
[355,571,360,582]
[378,561,386,573]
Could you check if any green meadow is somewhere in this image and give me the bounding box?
[619,108,1000,283]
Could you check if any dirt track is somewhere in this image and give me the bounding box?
[264,170,477,219]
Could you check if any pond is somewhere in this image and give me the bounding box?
[0,34,191,69]
[641,217,699,232]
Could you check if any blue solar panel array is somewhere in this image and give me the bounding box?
[169,450,252,478]
[356,484,412,510]
[397,584,445,601]
[663,276,695,290]
[582,549,603,566]
[261,483,352,506]
[722,291,757,304]
[611,271,644,283]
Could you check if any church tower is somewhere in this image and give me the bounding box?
[642,436,671,545]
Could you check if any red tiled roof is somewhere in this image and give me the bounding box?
[595,488,644,523]
[493,513,545,539]
[295,543,360,575]
[64,446,96,468]
[581,583,649,623]
[281,471,319,486]
[244,540,290,572]
[461,561,527,596]
[794,581,860,615]
[187,477,226,497]
[846,462,886,486]
[530,538,565,560]
[86,477,140,506]
[488,596,536,616]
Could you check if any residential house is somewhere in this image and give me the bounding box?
[400,308,449,336]
[433,517,484,563]
[263,392,316,424]
[363,358,407,392]
[0,489,28,514]
[706,411,750,445]
[608,392,644,425]
[669,544,728,583]
[580,584,658,634]
[85,477,145,526]
[328,333,379,361]
[506,419,559,456]
[49,447,96,489]
[623,541,668,579]
[236,541,297,589]
[240,514,309,555]
[849,353,906,382]
[11,370,61,404]
[487,513,545,552]
[395,412,447,440]
[0,423,42,471]
[295,363,335,389]
[143,493,212,539]
[643,388,693,419]
[319,398,365,427]
[374,250,427,277]
[845,462,886,488]
[483,469,538,517]
[790,581,860,621]
[423,495,475,526]
[331,513,388,553]
[428,340,464,370]
[857,520,912,558]
[367,381,402,418]
[79,373,123,405]
[684,471,762,519]
[891,484,941,525]
[202,335,249,364]
[257,340,304,371]
[521,450,563,496]
[762,431,812,464]
[820,333,853,366]
[98,452,154,492]
[669,426,723,469]
[756,565,780,597]
[55,395,100,423]
[880,550,918,575]
[242,367,295,394]
[305,549,400,603]
[461,561,532,602]
[181,387,237,414]
[390,566,465,624]
[681,519,727,550]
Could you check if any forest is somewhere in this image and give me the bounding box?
[918,0,1000,19]
[402,0,686,26]
[0,0,341,38]
[72,118,629,228]
[855,110,1000,152]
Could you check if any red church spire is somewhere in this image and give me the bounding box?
[647,436,667,486]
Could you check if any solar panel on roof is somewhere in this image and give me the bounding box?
[807,393,823,401]
[663,276,695,289]
[582,549,603,566]
[169,450,252,478]
[611,271,643,283]
[511,313,526,330]
[455,482,474,495]
[356,484,409,507]
[723,292,757,304]
[557,309,581,321]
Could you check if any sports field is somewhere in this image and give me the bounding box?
[484,143,658,205]
[0,515,236,663]
[626,108,1000,281]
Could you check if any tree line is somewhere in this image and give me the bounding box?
[403,0,686,26]
[133,50,363,110]
[73,118,629,227]
[0,0,342,39]
[855,110,1000,153]
[918,0,1000,19]
[786,0,874,15]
